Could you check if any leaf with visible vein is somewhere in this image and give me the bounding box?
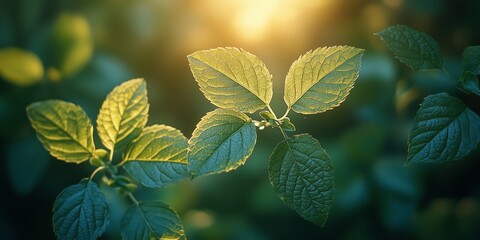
[123,125,189,188]
[188,108,257,176]
[188,47,272,113]
[97,78,149,152]
[407,93,480,164]
[53,180,109,240]
[121,201,186,240]
[268,134,334,226]
[26,100,95,163]
[284,46,363,114]
[376,25,443,70]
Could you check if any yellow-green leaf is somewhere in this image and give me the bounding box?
[123,125,189,188]
[188,108,257,176]
[26,100,95,163]
[188,47,273,113]
[51,13,93,78]
[284,46,364,114]
[0,47,43,86]
[97,78,149,152]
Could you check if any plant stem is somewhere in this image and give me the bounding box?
[267,105,278,119]
[441,68,456,82]
[89,166,106,180]
[127,192,139,205]
[279,107,291,120]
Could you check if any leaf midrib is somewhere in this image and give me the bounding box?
[36,109,92,154]
[290,49,361,108]
[190,55,267,105]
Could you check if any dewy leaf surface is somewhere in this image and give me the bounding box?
[0,47,44,86]
[188,47,272,113]
[53,180,109,240]
[97,78,148,152]
[188,108,257,176]
[268,134,334,226]
[123,125,189,188]
[407,93,480,164]
[121,201,185,240]
[284,46,363,114]
[376,25,443,70]
[26,100,95,163]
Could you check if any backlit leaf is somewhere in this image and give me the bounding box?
[121,201,185,240]
[0,47,43,86]
[51,13,93,78]
[53,180,109,240]
[284,46,363,114]
[268,134,334,226]
[407,93,480,164]
[188,47,272,113]
[97,78,149,152]
[188,108,257,176]
[376,25,443,70]
[26,100,95,163]
[123,125,189,188]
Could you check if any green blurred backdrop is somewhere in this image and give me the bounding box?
[1,0,479,239]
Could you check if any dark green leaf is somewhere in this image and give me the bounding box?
[457,71,480,95]
[463,46,480,74]
[376,25,443,70]
[97,78,149,153]
[121,201,185,240]
[188,47,273,113]
[53,180,109,240]
[268,134,334,226]
[188,108,257,176]
[407,93,480,164]
[123,125,189,188]
[284,46,364,114]
[26,100,95,163]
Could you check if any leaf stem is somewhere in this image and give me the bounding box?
[89,166,106,180]
[267,105,278,119]
[127,192,139,205]
[279,107,291,120]
[278,127,289,140]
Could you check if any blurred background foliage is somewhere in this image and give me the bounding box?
[1,0,479,239]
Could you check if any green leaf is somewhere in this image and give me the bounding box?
[457,46,480,95]
[407,93,480,164]
[457,71,480,95]
[0,47,43,86]
[280,117,296,132]
[26,100,95,163]
[97,78,149,153]
[268,134,334,226]
[376,25,443,70]
[123,125,189,188]
[53,180,109,240]
[51,13,93,78]
[462,46,480,74]
[188,108,257,176]
[188,47,273,113]
[284,46,364,114]
[121,201,186,240]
